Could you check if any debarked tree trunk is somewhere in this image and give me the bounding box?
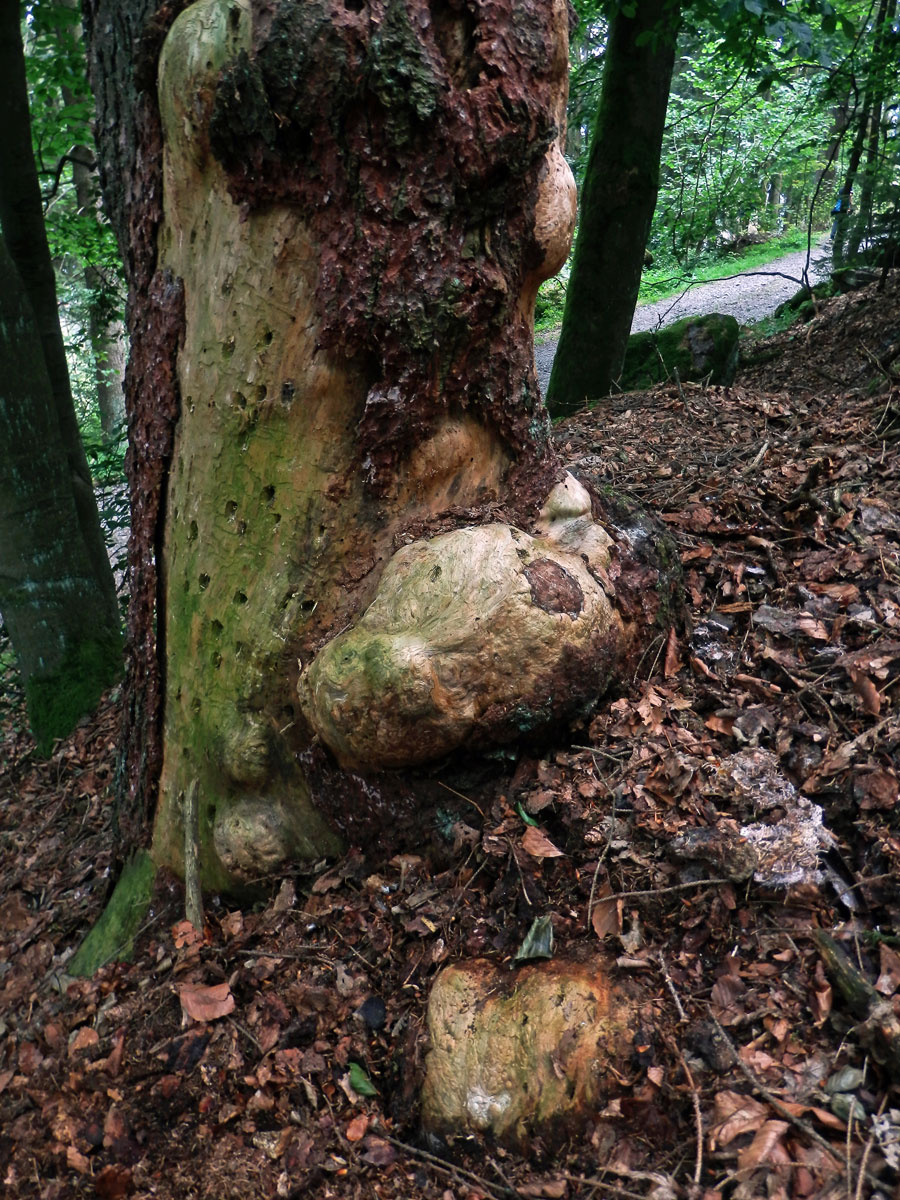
[85,0,677,899]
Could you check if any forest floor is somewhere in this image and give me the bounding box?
[1,271,900,1200]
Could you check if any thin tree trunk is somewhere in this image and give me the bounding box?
[69,148,127,437]
[832,0,893,264]
[546,0,681,417]
[845,0,897,260]
[56,0,127,439]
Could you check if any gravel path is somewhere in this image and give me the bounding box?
[535,239,832,393]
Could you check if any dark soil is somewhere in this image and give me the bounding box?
[2,272,899,1200]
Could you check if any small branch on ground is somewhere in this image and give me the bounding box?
[184,779,203,932]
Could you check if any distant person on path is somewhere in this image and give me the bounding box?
[831,192,852,240]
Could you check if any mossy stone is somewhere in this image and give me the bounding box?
[619,312,740,391]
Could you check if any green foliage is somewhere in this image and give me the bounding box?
[553,0,870,340]
[535,272,569,332]
[23,0,127,454]
[654,51,832,265]
[348,1062,378,1096]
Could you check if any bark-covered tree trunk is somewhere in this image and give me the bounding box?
[69,149,127,438]
[832,0,895,265]
[845,0,898,261]
[0,5,120,755]
[0,2,118,621]
[0,233,121,755]
[54,0,127,439]
[84,0,671,897]
[546,0,681,418]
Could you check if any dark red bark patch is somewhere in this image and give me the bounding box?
[208,0,562,486]
[118,269,184,847]
[472,631,622,748]
[524,559,584,617]
[84,0,189,848]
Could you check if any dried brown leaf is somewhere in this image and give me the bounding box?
[360,1136,397,1165]
[590,888,622,940]
[847,668,881,715]
[737,1119,790,1171]
[94,1164,134,1199]
[69,1026,99,1055]
[178,981,235,1023]
[517,1179,568,1198]
[876,944,900,996]
[345,1113,369,1142]
[66,1145,91,1174]
[710,1090,767,1147]
[663,626,682,677]
[521,826,564,859]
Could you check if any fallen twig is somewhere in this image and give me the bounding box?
[380,1133,510,1198]
[657,950,687,1023]
[184,779,203,933]
[854,1093,889,1200]
[591,879,734,907]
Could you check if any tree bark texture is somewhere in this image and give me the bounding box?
[0,2,119,629]
[84,0,664,892]
[83,0,188,846]
[546,0,680,417]
[0,234,121,755]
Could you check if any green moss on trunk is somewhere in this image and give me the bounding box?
[69,851,155,977]
[25,633,121,756]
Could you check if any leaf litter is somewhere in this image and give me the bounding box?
[1,272,899,1198]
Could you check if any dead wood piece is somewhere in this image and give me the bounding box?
[184,779,203,932]
[813,930,900,1075]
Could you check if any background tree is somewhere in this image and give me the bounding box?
[0,2,120,755]
[832,0,899,262]
[547,0,860,416]
[547,0,682,418]
[25,0,127,441]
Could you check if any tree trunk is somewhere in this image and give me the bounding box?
[845,0,898,261]
[0,3,117,614]
[55,0,128,440]
[0,234,121,755]
[546,0,681,418]
[0,5,121,754]
[832,0,894,265]
[84,0,670,895]
[69,148,127,438]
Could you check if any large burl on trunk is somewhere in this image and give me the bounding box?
[86,0,674,894]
